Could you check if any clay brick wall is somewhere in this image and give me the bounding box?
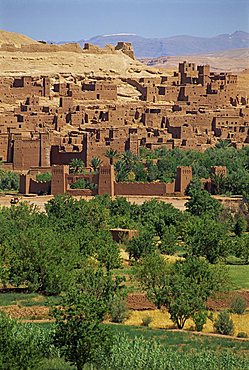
[50,145,86,166]
[66,188,95,196]
[110,228,139,242]
[115,182,168,196]
[19,174,51,194]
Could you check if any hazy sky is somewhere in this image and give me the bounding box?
[1,0,249,41]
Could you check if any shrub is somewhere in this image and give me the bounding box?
[109,296,129,323]
[70,178,97,190]
[192,310,208,332]
[36,172,52,183]
[142,315,153,327]
[237,332,248,338]
[230,295,247,315]
[0,313,51,369]
[234,216,247,237]
[214,311,234,336]
[0,170,19,191]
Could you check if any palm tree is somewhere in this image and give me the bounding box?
[215,140,232,149]
[69,158,85,174]
[210,173,226,195]
[90,157,102,172]
[105,149,119,165]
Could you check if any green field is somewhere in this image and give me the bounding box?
[36,323,249,370]
[228,265,249,290]
[0,291,61,307]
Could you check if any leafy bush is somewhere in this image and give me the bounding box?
[214,311,234,336]
[109,295,129,323]
[230,295,247,314]
[36,172,52,183]
[0,170,19,191]
[141,315,153,327]
[70,178,97,190]
[237,332,248,338]
[0,313,51,369]
[192,310,208,332]
[234,216,247,236]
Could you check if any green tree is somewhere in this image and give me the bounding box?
[234,234,249,263]
[186,177,203,196]
[52,267,121,369]
[210,173,226,195]
[115,151,138,182]
[234,216,247,237]
[0,169,19,191]
[184,216,229,263]
[70,178,97,190]
[166,257,227,329]
[136,253,171,309]
[126,230,156,261]
[186,189,222,219]
[159,225,178,255]
[214,311,234,335]
[53,289,112,370]
[91,156,102,172]
[69,158,85,174]
[105,148,119,165]
[215,140,232,149]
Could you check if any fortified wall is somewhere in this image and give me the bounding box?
[20,164,193,197]
[20,164,229,199]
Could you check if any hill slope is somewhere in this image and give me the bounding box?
[140,48,249,72]
[0,30,38,47]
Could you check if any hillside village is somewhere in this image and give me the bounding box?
[0,33,248,197]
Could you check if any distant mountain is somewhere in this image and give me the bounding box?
[54,31,249,58]
[140,48,249,72]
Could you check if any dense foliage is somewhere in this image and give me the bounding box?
[0,190,247,294]
[52,269,116,370]
[0,313,51,370]
[0,191,248,368]
[114,146,249,196]
[137,254,227,328]
[70,178,97,190]
[0,169,19,191]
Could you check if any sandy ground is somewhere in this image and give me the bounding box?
[0,50,159,79]
[0,194,188,212]
[0,194,243,212]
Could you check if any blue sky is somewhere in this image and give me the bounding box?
[1,0,249,41]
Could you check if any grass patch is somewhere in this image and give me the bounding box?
[39,357,75,370]
[34,322,249,355]
[106,324,249,354]
[0,292,61,307]
[228,265,249,290]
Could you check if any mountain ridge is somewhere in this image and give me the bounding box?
[55,31,249,58]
